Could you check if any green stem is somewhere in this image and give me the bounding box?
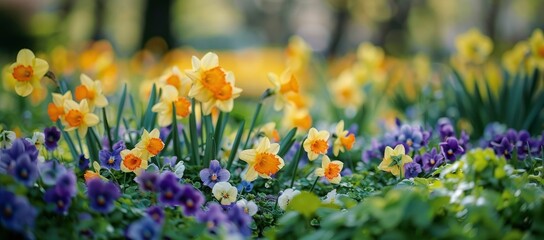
[102,108,114,151]
[75,131,84,155]
[289,139,306,188]
[242,89,272,150]
[309,176,319,192]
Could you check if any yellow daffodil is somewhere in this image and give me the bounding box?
[159,66,192,94]
[257,122,280,143]
[331,70,363,110]
[84,161,107,182]
[281,106,312,131]
[135,129,164,160]
[502,41,530,74]
[74,74,109,109]
[239,137,285,182]
[268,69,299,111]
[285,93,311,109]
[455,28,493,65]
[356,42,385,68]
[186,52,242,115]
[333,120,356,156]
[285,36,311,72]
[120,148,148,175]
[529,29,544,68]
[47,91,73,122]
[61,99,99,137]
[303,128,330,161]
[378,144,413,178]
[315,155,343,184]
[8,49,49,97]
[152,85,192,127]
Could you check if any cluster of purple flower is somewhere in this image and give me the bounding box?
[99,140,126,170]
[0,139,40,186]
[44,170,77,215]
[197,203,252,237]
[481,127,544,160]
[0,189,37,236]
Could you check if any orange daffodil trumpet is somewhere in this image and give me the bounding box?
[303,128,330,161]
[378,144,413,178]
[186,52,242,115]
[333,120,356,156]
[120,148,148,175]
[268,69,299,111]
[47,91,73,122]
[315,155,343,184]
[61,99,99,137]
[239,137,285,182]
[74,74,109,110]
[152,85,192,127]
[135,129,165,160]
[8,49,49,97]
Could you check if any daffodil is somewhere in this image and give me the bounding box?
[159,66,192,94]
[333,120,356,156]
[256,122,280,143]
[239,137,285,182]
[74,74,109,110]
[135,129,165,160]
[315,155,343,184]
[120,148,148,175]
[378,144,413,178]
[529,29,544,68]
[212,182,238,205]
[330,70,363,110]
[152,85,192,127]
[8,49,49,97]
[47,91,73,122]
[455,28,493,64]
[84,161,107,182]
[303,128,330,161]
[268,69,299,111]
[186,52,242,115]
[61,99,99,137]
[281,106,312,131]
[502,41,530,74]
[285,36,311,72]
[356,42,385,68]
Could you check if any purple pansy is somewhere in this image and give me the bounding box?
[99,140,125,170]
[199,160,230,188]
[56,171,77,197]
[404,162,422,178]
[44,126,61,151]
[78,154,90,172]
[146,206,165,224]
[157,171,181,206]
[126,216,162,240]
[87,178,121,214]
[44,186,72,215]
[226,204,252,237]
[135,171,159,192]
[440,137,464,162]
[0,189,37,233]
[236,181,254,193]
[12,154,39,186]
[38,159,67,186]
[492,137,513,159]
[176,184,204,216]
[197,203,228,233]
[421,148,445,173]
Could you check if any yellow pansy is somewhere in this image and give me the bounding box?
[120,148,148,175]
[135,129,164,160]
[47,91,73,122]
[268,69,299,111]
[239,137,285,182]
[74,74,109,110]
[152,85,192,127]
[529,29,544,68]
[186,52,242,115]
[455,28,493,64]
[330,70,363,110]
[303,128,330,161]
[315,155,343,184]
[8,49,49,97]
[61,99,100,137]
[378,144,413,178]
[333,120,356,156]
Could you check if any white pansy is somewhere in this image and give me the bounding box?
[236,199,258,216]
[212,182,238,205]
[278,188,301,210]
[26,132,45,149]
[174,160,185,178]
[322,189,339,205]
[0,130,16,149]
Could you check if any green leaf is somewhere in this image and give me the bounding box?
[115,83,127,142]
[141,84,158,131]
[287,191,321,218]
[189,100,200,165]
[278,127,297,157]
[56,121,79,161]
[171,102,182,162]
[227,120,245,170]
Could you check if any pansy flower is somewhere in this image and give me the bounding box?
[74,74,109,110]
[146,206,164,224]
[303,128,330,161]
[0,130,16,149]
[315,155,343,184]
[87,178,121,214]
[440,137,464,162]
[378,144,413,178]
[278,188,300,210]
[12,154,39,186]
[239,137,284,182]
[197,203,228,233]
[333,120,356,156]
[7,49,49,97]
[0,189,37,233]
[157,171,181,206]
[126,216,162,240]
[403,162,422,179]
[120,148,148,175]
[26,132,45,150]
[212,182,237,205]
[38,159,67,186]
[421,148,445,173]
[227,204,252,237]
[135,171,159,192]
[44,186,72,215]
[236,199,258,216]
[135,129,165,160]
[199,160,230,188]
[176,184,204,216]
[44,126,61,151]
[61,99,100,137]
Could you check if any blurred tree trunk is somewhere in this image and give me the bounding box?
[326,0,349,58]
[93,0,106,40]
[485,0,501,41]
[376,0,412,56]
[141,0,175,50]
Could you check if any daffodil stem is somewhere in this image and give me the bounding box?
[75,131,84,155]
[102,108,114,151]
[242,102,262,150]
[289,140,305,188]
[309,177,319,192]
